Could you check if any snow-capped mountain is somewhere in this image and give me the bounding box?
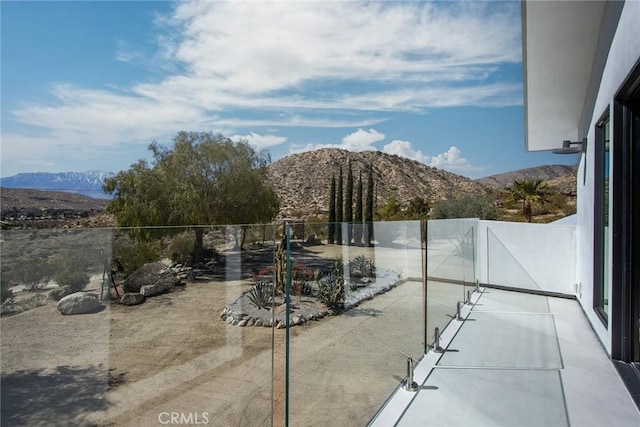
[0,171,115,199]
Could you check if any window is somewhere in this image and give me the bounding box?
[594,110,610,324]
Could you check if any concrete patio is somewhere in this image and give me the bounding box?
[370,287,640,426]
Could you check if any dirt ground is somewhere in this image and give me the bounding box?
[1,243,427,427]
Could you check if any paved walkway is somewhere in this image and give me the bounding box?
[370,287,640,426]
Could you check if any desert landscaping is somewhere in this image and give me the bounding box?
[1,230,429,427]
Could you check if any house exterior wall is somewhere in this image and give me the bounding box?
[575,0,640,354]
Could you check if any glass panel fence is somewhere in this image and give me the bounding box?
[486,227,541,292]
[283,221,424,426]
[1,225,277,426]
[425,219,478,350]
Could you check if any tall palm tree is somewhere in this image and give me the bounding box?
[504,179,550,222]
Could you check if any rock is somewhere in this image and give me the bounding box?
[140,283,171,297]
[238,319,248,327]
[120,293,145,306]
[246,318,255,327]
[226,316,234,324]
[292,315,301,325]
[123,262,180,293]
[254,319,263,327]
[57,292,102,315]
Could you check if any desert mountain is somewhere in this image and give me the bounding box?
[267,148,489,219]
[476,164,577,188]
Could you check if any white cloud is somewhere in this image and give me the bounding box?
[383,140,431,164]
[383,140,483,174]
[231,132,286,149]
[3,0,521,174]
[341,129,386,151]
[288,128,386,155]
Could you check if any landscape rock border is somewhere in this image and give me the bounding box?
[221,268,403,328]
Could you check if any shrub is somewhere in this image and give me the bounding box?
[169,232,195,264]
[112,235,164,276]
[247,281,274,310]
[54,270,90,293]
[349,255,376,279]
[12,258,53,291]
[431,194,499,220]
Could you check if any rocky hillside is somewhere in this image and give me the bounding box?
[267,148,489,219]
[476,164,577,188]
[546,172,578,195]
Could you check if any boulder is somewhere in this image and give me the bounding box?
[57,292,102,315]
[120,293,145,306]
[140,283,171,297]
[123,262,180,293]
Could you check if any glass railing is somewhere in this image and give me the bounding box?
[424,219,478,350]
[282,221,424,426]
[4,218,548,425]
[1,225,277,426]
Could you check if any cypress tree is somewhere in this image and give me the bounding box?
[365,163,374,246]
[328,175,336,244]
[345,160,353,245]
[336,165,343,245]
[354,170,363,245]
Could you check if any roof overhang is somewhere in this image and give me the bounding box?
[522,0,618,152]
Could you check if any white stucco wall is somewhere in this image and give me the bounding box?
[476,220,577,295]
[574,0,640,354]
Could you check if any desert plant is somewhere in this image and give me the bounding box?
[54,270,90,293]
[169,232,195,264]
[315,276,344,309]
[315,260,345,309]
[12,257,54,291]
[112,234,164,276]
[349,255,376,278]
[247,281,274,310]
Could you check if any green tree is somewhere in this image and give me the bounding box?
[103,132,279,259]
[365,163,374,246]
[354,171,363,245]
[503,179,551,223]
[431,194,499,220]
[406,196,430,219]
[376,197,404,220]
[345,161,353,245]
[328,175,336,244]
[336,166,343,245]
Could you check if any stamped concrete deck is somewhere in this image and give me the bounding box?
[370,287,640,427]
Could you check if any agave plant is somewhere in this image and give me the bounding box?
[247,281,274,310]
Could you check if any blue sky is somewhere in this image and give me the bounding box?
[1,0,579,179]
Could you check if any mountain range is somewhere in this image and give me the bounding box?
[0,171,114,199]
[1,150,578,220]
